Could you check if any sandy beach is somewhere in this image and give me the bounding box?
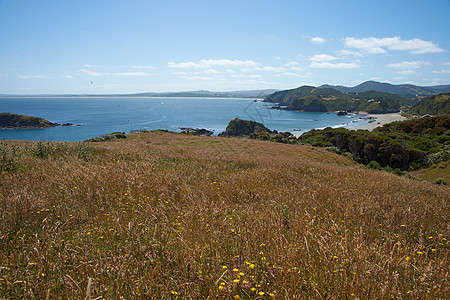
[292,112,407,137]
[351,112,407,131]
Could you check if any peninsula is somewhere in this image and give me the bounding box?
[0,112,73,129]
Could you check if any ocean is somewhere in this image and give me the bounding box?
[0,97,369,142]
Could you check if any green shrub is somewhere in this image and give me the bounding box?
[85,132,127,142]
[367,161,382,170]
[0,143,21,174]
[435,178,447,185]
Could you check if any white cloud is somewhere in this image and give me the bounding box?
[283,72,309,78]
[387,61,425,69]
[311,36,326,44]
[202,68,220,74]
[289,66,304,71]
[432,69,450,74]
[83,64,103,68]
[202,59,260,67]
[113,72,155,77]
[168,61,203,69]
[80,69,102,76]
[168,59,260,69]
[18,74,48,79]
[230,74,263,79]
[310,54,338,62]
[131,65,155,69]
[309,62,360,69]
[284,60,299,67]
[336,49,363,57]
[184,76,213,81]
[225,69,236,74]
[443,62,450,66]
[254,66,287,72]
[344,37,444,54]
[397,70,416,75]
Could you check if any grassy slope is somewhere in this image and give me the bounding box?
[1,132,449,298]
[411,160,450,184]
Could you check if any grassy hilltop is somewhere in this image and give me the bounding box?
[0,131,449,298]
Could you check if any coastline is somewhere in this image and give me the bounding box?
[351,112,407,131]
[292,112,407,137]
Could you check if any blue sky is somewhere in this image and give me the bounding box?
[1,0,449,94]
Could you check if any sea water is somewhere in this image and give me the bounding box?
[0,97,369,142]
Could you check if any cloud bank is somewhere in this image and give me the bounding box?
[344,37,444,54]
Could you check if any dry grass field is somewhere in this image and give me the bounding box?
[1,131,449,299]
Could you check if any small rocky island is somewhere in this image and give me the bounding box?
[219,118,274,136]
[0,112,73,129]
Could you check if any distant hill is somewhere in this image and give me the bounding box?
[264,85,412,114]
[320,81,450,98]
[0,89,279,99]
[408,93,450,115]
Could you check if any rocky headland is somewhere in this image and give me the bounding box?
[0,112,73,129]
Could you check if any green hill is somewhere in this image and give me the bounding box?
[0,112,60,129]
[287,95,327,112]
[264,86,412,113]
[321,81,450,98]
[408,93,450,115]
[263,86,316,105]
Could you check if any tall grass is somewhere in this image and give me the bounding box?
[1,131,449,298]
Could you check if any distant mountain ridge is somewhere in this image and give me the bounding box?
[320,81,450,98]
[0,89,279,99]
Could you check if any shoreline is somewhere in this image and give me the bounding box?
[351,112,407,131]
[292,112,407,137]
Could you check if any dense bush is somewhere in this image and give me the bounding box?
[297,115,449,171]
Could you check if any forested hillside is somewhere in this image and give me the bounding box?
[264,86,413,114]
[408,93,450,115]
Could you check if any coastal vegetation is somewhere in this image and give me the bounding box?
[85,132,127,142]
[408,93,450,116]
[0,131,449,298]
[245,115,449,173]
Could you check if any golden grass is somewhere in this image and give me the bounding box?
[1,131,449,299]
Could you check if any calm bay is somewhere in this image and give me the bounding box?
[0,97,368,142]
